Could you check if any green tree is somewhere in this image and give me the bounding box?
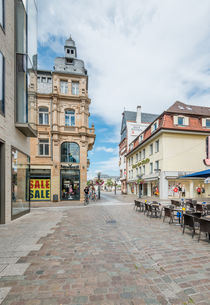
[106,178,113,190]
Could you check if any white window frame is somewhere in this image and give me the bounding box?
[60,80,68,94]
[39,139,49,156]
[202,118,210,128]
[151,120,159,133]
[72,81,79,95]
[155,140,159,153]
[150,162,153,174]
[150,144,153,155]
[39,107,49,125]
[174,115,189,126]
[65,110,75,126]
[155,160,159,170]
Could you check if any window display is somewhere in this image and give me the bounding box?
[11,148,30,217]
[61,169,80,200]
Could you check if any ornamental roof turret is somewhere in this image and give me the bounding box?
[54,35,87,76]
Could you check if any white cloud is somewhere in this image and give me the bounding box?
[38,0,210,128]
[96,146,117,153]
[95,156,120,175]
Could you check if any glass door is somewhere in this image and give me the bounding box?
[60,169,80,201]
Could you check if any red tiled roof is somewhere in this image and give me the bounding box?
[167,101,210,116]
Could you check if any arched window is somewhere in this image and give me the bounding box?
[39,107,49,125]
[61,142,80,163]
[65,109,75,126]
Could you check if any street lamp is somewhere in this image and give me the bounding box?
[97,172,101,200]
[114,180,117,195]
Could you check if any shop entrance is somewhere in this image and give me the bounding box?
[60,169,80,201]
[0,141,5,224]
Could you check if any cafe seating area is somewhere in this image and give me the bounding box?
[134,198,210,243]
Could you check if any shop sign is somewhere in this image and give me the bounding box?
[132,158,150,169]
[61,164,79,169]
[30,179,51,201]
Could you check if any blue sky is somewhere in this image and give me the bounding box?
[38,0,210,177]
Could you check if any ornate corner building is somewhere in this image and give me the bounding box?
[30,37,95,203]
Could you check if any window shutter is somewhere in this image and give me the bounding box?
[173,116,178,125]
[202,118,206,127]
[184,116,189,126]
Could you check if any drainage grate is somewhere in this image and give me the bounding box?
[106,220,117,224]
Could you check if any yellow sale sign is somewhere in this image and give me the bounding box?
[30,179,51,201]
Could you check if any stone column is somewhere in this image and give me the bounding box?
[189,180,194,198]
[147,182,151,197]
[159,172,168,199]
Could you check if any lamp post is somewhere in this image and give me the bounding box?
[114,180,117,195]
[97,172,101,200]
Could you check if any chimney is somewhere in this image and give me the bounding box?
[136,106,141,124]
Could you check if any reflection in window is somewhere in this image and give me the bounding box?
[39,139,49,156]
[60,80,68,94]
[39,107,49,125]
[0,52,4,114]
[61,142,80,163]
[0,0,4,29]
[27,0,38,69]
[11,148,30,217]
[65,110,75,126]
[72,82,79,95]
[178,117,184,125]
[206,119,210,128]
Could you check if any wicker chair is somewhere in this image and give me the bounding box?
[195,204,203,213]
[182,214,197,238]
[197,218,210,242]
[163,207,174,224]
[134,200,141,211]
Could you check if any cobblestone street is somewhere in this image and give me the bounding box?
[1,193,210,305]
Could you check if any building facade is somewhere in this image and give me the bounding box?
[30,37,95,203]
[119,106,158,194]
[0,0,37,223]
[126,101,210,199]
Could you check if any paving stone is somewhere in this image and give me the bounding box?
[0,264,30,277]
[0,193,210,304]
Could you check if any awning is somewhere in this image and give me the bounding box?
[181,169,210,178]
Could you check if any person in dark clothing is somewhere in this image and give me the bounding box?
[84,186,89,205]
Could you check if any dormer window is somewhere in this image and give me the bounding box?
[202,118,210,128]
[151,120,159,132]
[174,115,189,126]
[139,134,143,142]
